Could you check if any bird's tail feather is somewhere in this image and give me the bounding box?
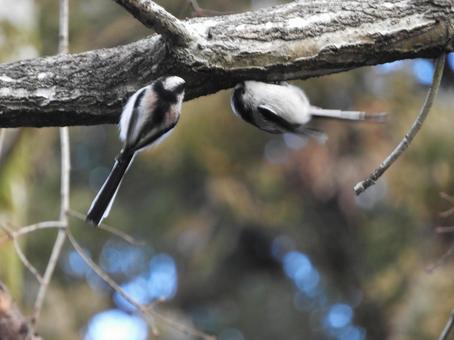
[86,152,134,226]
[309,106,386,122]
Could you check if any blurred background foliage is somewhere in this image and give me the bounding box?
[1,0,454,339]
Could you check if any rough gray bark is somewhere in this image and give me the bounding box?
[0,0,453,127]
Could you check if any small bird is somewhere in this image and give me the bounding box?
[86,76,186,226]
[231,81,385,142]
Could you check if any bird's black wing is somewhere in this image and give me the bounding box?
[258,105,327,143]
[257,105,300,131]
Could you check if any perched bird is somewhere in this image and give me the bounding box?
[86,76,186,226]
[231,81,385,142]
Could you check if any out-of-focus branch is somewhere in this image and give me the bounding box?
[0,282,39,340]
[113,0,198,45]
[354,54,446,195]
[426,242,454,273]
[13,221,65,238]
[0,225,43,284]
[67,209,145,246]
[32,0,70,324]
[65,228,159,336]
[66,227,214,339]
[438,310,454,340]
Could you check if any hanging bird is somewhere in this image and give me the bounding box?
[86,76,186,226]
[231,81,385,143]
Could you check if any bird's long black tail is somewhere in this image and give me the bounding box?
[86,151,134,226]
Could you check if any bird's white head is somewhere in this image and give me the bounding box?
[161,76,186,95]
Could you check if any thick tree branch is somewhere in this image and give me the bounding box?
[0,0,453,127]
[113,0,199,45]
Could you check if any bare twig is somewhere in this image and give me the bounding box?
[13,221,65,238]
[66,228,214,340]
[426,242,454,273]
[0,221,64,246]
[65,228,159,336]
[354,54,446,195]
[113,0,198,45]
[67,209,145,246]
[438,310,454,340]
[0,225,43,284]
[32,0,70,324]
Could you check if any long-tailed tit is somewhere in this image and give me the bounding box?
[86,76,186,226]
[231,81,385,142]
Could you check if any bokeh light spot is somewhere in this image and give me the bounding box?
[283,251,312,280]
[147,253,177,301]
[114,277,149,312]
[448,52,454,72]
[376,60,405,74]
[85,309,147,340]
[412,59,434,85]
[100,239,146,276]
[63,249,90,278]
[326,304,353,329]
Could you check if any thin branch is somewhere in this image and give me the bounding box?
[65,228,159,336]
[145,306,216,340]
[426,242,454,273]
[0,222,64,246]
[13,221,65,238]
[354,54,446,195]
[32,0,70,324]
[113,0,198,46]
[438,310,454,340]
[66,228,214,340]
[32,131,70,322]
[0,225,43,284]
[67,209,145,246]
[0,221,64,246]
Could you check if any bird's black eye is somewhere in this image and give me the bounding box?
[235,82,245,95]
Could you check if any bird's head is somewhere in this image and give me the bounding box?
[161,76,186,95]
